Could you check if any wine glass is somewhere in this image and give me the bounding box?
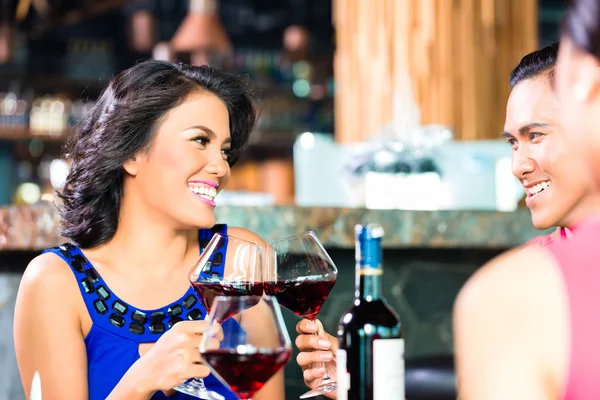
[264,231,338,398]
[200,295,293,400]
[174,233,264,399]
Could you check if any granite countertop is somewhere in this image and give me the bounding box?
[0,203,547,251]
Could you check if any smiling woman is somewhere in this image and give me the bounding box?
[116,89,239,243]
[502,43,600,232]
[60,63,254,248]
[182,125,229,207]
[13,60,286,400]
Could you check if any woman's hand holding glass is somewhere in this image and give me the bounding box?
[129,320,223,395]
[174,233,264,399]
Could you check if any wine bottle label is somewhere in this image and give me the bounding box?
[373,338,405,400]
[336,349,349,400]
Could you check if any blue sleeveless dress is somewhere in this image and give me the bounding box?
[43,224,237,400]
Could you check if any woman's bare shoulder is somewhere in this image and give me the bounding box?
[15,251,89,399]
[19,251,81,302]
[456,245,561,317]
[454,244,570,397]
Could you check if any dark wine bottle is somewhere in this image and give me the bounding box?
[336,224,404,400]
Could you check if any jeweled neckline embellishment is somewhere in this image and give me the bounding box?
[49,242,205,336]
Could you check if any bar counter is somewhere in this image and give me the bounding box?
[0,203,547,251]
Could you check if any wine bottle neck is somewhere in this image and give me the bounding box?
[355,227,383,301]
[356,268,383,300]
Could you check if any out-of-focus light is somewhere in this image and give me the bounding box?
[50,100,65,114]
[309,84,325,100]
[441,129,453,140]
[41,193,54,202]
[17,183,41,205]
[49,159,69,189]
[292,61,311,79]
[293,79,310,98]
[299,132,315,149]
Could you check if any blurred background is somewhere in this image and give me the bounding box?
[0,0,562,208]
[0,0,335,206]
[0,0,569,399]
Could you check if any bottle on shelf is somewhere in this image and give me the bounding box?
[0,81,29,133]
[34,94,74,137]
[337,224,404,400]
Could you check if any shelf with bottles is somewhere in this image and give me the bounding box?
[0,47,334,145]
[227,50,335,137]
[0,97,332,146]
[200,48,334,101]
[0,72,109,96]
[255,96,333,135]
[3,136,70,206]
[0,35,117,96]
[0,128,70,142]
[0,90,93,142]
[0,47,333,101]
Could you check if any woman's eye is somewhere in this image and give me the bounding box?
[194,137,208,145]
[222,149,231,160]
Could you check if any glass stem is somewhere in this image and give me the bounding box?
[312,331,332,380]
[311,319,333,382]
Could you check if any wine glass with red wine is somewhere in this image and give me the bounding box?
[263,231,338,398]
[174,233,264,399]
[190,233,264,314]
[200,295,292,400]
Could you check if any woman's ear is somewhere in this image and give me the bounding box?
[572,54,600,103]
[123,156,139,176]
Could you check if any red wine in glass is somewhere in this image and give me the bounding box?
[200,296,292,400]
[192,281,264,313]
[263,279,335,320]
[266,232,338,399]
[202,347,292,399]
[178,233,264,399]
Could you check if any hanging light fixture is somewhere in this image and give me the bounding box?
[171,0,231,64]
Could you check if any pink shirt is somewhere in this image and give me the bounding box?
[546,218,600,399]
[529,227,573,247]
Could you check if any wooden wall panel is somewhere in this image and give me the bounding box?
[334,0,538,142]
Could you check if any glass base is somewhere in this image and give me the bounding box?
[174,379,225,400]
[299,379,337,399]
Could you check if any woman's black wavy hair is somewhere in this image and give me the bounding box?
[58,60,257,248]
[562,0,600,59]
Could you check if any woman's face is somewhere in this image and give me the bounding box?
[556,37,600,188]
[124,91,232,229]
[504,74,596,229]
